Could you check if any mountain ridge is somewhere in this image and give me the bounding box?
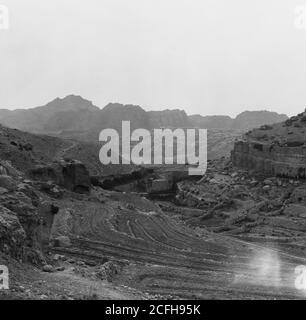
[0,95,288,141]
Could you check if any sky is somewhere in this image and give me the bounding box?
[1,0,306,117]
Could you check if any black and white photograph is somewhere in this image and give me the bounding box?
[1,0,306,306]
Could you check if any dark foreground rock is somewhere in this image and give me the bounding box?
[29,159,91,194]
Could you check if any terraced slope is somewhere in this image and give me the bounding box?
[50,190,306,299]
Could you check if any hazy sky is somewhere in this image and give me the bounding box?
[1,0,306,117]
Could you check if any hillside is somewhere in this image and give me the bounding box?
[0,124,68,172]
[0,124,139,177]
[0,95,100,134]
[1,107,306,300]
[0,96,288,143]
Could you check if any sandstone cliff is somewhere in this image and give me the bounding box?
[231,109,306,177]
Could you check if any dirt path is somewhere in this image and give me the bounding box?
[55,140,78,161]
[48,195,306,299]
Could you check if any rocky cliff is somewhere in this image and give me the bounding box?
[231,109,306,178]
[0,123,94,266]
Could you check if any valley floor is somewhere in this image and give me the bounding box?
[1,197,306,300]
[9,189,306,300]
[2,164,306,300]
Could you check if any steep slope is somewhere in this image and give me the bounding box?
[232,109,306,177]
[0,124,68,172]
[0,95,100,133]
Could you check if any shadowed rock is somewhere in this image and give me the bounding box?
[29,159,91,194]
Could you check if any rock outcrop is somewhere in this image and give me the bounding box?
[231,110,306,178]
[0,176,56,264]
[29,159,91,194]
[0,204,26,259]
[231,140,306,178]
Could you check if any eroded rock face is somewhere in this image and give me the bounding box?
[29,159,91,193]
[0,171,59,264]
[231,110,306,178]
[0,205,26,259]
[231,140,306,178]
[0,182,47,263]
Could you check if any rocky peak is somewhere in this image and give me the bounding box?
[45,95,100,112]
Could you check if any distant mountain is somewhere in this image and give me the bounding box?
[99,103,150,131]
[0,95,288,141]
[148,109,192,128]
[0,95,100,133]
[189,114,233,129]
[0,109,11,119]
[233,110,288,129]
[190,110,288,130]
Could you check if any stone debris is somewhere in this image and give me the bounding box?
[42,265,55,273]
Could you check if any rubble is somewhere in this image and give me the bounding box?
[42,264,55,273]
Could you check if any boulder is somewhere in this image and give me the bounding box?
[42,264,55,273]
[0,175,17,191]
